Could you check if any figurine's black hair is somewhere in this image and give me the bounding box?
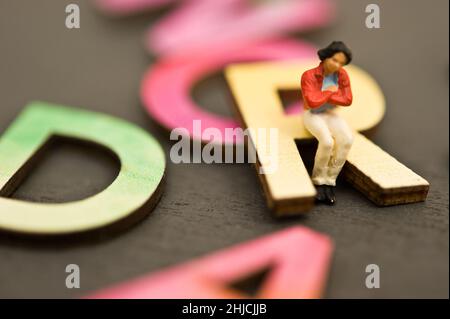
[318,41,352,65]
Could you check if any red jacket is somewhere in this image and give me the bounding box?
[301,62,353,109]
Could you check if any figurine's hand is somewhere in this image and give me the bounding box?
[325,85,338,92]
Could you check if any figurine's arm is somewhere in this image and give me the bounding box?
[328,69,353,106]
[301,72,333,108]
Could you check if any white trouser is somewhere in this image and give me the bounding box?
[303,109,354,186]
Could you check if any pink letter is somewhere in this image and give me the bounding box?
[147,0,335,55]
[141,38,316,145]
[87,226,333,299]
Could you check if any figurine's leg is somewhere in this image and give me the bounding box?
[325,112,354,185]
[303,111,334,186]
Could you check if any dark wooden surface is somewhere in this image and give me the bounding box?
[0,0,448,298]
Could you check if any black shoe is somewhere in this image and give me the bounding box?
[315,185,328,203]
[324,186,336,205]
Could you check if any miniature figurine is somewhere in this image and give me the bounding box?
[301,41,354,205]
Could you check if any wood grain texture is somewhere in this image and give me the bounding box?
[345,133,429,205]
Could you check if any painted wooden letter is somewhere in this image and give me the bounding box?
[225,61,429,215]
[0,101,165,235]
[87,226,333,299]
